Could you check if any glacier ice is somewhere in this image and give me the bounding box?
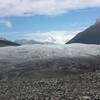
[0,43,100,65]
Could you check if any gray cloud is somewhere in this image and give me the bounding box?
[0,0,100,17]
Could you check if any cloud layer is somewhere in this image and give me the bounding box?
[16,31,79,44]
[0,0,100,17]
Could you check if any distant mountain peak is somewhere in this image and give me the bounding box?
[15,39,43,45]
[66,19,100,44]
[0,39,19,47]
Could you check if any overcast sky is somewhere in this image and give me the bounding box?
[0,0,100,43]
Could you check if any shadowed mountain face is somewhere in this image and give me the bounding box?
[0,40,19,47]
[67,21,100,44]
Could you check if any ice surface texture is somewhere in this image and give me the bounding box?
[0,44,100,64]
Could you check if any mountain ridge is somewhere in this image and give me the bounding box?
[15,39,44,45]
[0,39,20,47]
[67,21,100,44]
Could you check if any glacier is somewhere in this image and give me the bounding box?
[0,43,100,73]
[0,43,100,64]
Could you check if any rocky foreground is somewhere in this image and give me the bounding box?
[0,44,100,100]
[0,71,100,100]
[0,58,100,100]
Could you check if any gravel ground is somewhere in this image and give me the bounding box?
[0,71,100,100]
[0,56,100,100]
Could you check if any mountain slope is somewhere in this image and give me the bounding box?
[67,21,100,44]
[0,40,19,47]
